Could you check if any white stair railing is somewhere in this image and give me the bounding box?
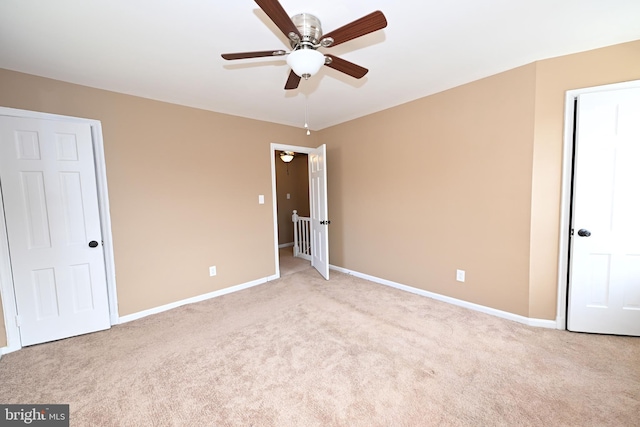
[292,210,312,260]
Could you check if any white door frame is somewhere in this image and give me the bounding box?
[270,143,314,279]
[555,79,640,330]
[0,107,119,354]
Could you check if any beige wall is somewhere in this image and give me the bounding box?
[320,39,640,319]
[321,64,537,316]
[275,153,309,245]
[0,69,316,349]
[1,40,639,348]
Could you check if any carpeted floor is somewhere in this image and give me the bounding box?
[279,246,311,277]
[0,266,638,426]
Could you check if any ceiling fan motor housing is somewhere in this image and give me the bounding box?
[290,13,323,48]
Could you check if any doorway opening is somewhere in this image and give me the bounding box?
[270,143,329,280]
[274,149,311,276]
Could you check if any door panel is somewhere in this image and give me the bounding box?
[0,116,110,346]
[567,88,640,335]
[309,144,329,280]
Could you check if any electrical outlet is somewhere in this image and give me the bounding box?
[209,266,217,277]
[456,269,465,282]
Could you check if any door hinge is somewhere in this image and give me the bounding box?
[15,315,22,327]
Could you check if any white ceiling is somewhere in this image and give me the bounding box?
[1,0,639,130]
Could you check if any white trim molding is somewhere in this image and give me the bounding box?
[118,274,278,324]
[278,242,294,249]
[270,143,315,282]
[330,265,557,329]
[3,274,277,353]
[0,177,21,355]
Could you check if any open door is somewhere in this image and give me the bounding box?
[567,87,640,336]
[309,144,329,280]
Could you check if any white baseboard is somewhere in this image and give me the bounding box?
[554,314,566,330]
[278,242,294,248]
[296,253,312,261]
[0,341,21,355]
[118,274,278,324]
[329,265,557,329]
[2,268,556,356]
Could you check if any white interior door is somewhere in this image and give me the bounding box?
[309,144,329,280]
[0,116,111,346]
[567,87,640,336]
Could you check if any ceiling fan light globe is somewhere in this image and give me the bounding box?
[280,151,295,163]
[287,49,325,79]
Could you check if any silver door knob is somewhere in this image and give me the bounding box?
[577,229,591,237]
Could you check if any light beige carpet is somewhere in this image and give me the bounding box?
[0,268,638,426]
[279,246,311,277]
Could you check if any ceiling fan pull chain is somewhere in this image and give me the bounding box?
[305,98,311,136]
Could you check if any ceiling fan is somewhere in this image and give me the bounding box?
[221,0,387,90]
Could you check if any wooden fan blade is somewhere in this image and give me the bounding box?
[221,50,286,60]
[322,11,387,47]
[255,0,301,40]
[284,70,301,90]
[324,55,368,79]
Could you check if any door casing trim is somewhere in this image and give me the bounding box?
[0,107,118,354]
[270,143,314,279]
[556,79,640,330]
